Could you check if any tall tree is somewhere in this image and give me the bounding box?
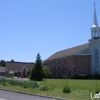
[30,53,44,81]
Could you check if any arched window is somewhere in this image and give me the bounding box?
[95,49,99,74]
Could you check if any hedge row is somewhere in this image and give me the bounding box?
[0,77,39,88]
[0,77,71,93]
[74,74,100,79]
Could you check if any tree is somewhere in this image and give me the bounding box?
[10,59,15,62]
[30,53,44,81]
[0,60,6,67]
[43,66,51,78]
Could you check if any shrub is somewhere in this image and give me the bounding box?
[23,85,27,88]
[51,85,55,90]
[8,79,16,86]
[74,74,100,79]
[39,85,49,91]
[96,90,100,94]
[30,81,39,88]
[0,77,7,84]
[2,82,9,86]
[8,73,14,78]
[2,82,6,86]
[63,87,71,93]
[23,81,29,88]
[15,80,23,87]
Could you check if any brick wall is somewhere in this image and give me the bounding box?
[45,55,74,78]
[74,55,90,75]
[45,55,90,78]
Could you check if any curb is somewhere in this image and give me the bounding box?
[0,88,68,100]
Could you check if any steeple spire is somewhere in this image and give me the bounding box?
[93,3,98,27]
[91,3,100,39]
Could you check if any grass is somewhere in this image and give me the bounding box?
[0,79,100,100]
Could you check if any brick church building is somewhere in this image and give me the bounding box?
[6,62,34,78]
[44,4,100,78]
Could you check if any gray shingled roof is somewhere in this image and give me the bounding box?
[46,43,89,60]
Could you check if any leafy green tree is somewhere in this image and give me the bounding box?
[10,59,15,62]
[0,60,6,67]
[43,66,51,78]
[30,53,44,81]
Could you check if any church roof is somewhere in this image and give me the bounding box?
[46,43,89,61]
[6,62,34,71]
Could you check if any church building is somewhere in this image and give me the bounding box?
[44,4,100,78]
[6,61,34,78]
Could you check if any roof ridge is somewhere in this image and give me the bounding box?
[7,61,34,64]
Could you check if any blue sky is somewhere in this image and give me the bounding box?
[0,0,100,62]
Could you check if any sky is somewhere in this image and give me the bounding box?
[0,0,100,62]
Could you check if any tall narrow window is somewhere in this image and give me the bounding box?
[63,66,64,75]
[50,62,51,65]
[95,49,99,74]
[60,66,62,75]
[54,67,56,76]
[59,61,60,64]
[58,66,59,75]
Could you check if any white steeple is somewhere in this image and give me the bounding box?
[92,3,98,27]
[91,3,100,39]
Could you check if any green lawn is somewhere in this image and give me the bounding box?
[0,79,100,100]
